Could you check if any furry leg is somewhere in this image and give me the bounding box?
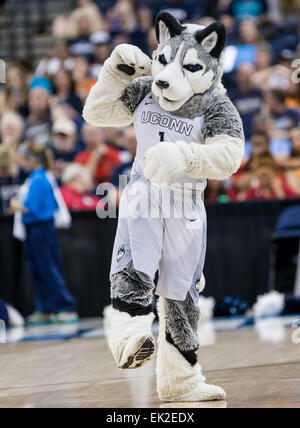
[109,261,155,369]
[156,295,226,402]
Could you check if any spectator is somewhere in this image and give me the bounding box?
[243,158,296,200]
[24,77,53,147]
[224,0,269,23]
[89,31,112,79]
[0,111,24,151]
[255,42,273,71]
[72,56,96,101]
[111,126,137,205]
[68,0,103,58]
[52,69,83,118]
[264,89,300,135]
[35,39,74,78]
[61,164,100,211]
[229,63,263,140]
[263,89,300,159]
[0,64,28,116]
[205,180,237,202]
[0,145,20,215]
[10,141,77,325]
[75,123,122,184]
[284,127,300,196]
[238,19,263,45]
[233,131,271,191]
[51,118,80,179]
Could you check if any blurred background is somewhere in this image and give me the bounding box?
[0,0,300,321]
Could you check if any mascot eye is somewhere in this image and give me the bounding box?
[183,64,204,73]
[158,54,168,66]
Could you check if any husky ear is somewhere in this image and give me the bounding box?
[195,23,226,58]
[155,12,186,44]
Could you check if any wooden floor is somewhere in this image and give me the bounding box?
[0,322,300,408]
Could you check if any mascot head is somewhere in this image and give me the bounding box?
[151,12,227,113]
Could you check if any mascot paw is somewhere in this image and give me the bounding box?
[111,44,152,78]
[144,142,187,185]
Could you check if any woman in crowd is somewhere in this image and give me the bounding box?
[9,141,77,325]
[51,68,83,118]
[242,157,296,200]
[233,132,271,192]
[60,163,100,211]
[284,127,300,196]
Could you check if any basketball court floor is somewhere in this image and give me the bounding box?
[0,315,300,408]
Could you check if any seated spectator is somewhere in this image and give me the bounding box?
[0,111,24,151]
[263,89,300,159]
[243,157,296,200]
[89,31,112,79]
[0,111,24,178]
[284,127,300,196]
[108,0,137,38]
[233,131,271,191]
[224,0,269,23]
[0,145,20,215]
[60,163,100,211]
[238,19,263,45]
[251,62,294,93]
[130,6,153,53]
[110,126,137,205]
[35,39,75,78]
[264,89,300,136]
[205,180,237,203]
[255,42,273,72]
[24,77,53,147]
[67,0,103,58]
[75,123,122,184]
[160,0,200,22]
[52,69,83,118]
[51,118,80,179]
[0,63,29,116]
[72,56,96,101]
[229,63,263,140]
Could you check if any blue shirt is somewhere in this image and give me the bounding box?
[22,168,58,225]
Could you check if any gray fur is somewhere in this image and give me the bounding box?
[164,294,200,352]
[111,260,154,307]
[121,76,153,114]
[202,95,244,140]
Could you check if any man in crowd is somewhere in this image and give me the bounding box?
[75,123,122,184]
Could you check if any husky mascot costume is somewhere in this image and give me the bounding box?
[83,12,244,402]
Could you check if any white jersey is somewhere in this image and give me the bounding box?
[111,93,207,302]
[132,92,205,187]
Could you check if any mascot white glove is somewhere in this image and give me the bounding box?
[110,43,152,78]
[144,142,188,185]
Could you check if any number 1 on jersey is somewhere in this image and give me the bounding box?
[159,132,165,142]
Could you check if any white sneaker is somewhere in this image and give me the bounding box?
[50,312,79,325]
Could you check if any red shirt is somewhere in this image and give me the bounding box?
[245,183,296,201]
[75,146,122,183]
[60,185,100,211]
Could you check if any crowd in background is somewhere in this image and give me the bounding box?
[1,0,300,214]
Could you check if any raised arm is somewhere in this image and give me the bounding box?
[144,96,245,185]
[83,44,152,128]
